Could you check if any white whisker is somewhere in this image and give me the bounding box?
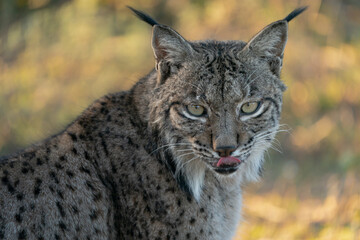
[176,149,193,153]
[150,143,192,155]
[177,152,195,159]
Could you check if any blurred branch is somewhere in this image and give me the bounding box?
[0,0,72,61]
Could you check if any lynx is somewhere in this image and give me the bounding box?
[0,7,306,240]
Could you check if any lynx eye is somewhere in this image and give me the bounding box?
[187,105,205,117]
[241,102,260,114]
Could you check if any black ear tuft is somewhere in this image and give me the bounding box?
[127,6,159,26]
[283,6,308,22]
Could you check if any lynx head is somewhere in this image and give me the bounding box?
[130,7,306,200]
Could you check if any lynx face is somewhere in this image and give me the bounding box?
[151,41,284,184]
[168,49,283,174]
[132,7,303,200]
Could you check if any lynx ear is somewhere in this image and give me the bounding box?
[244,7,307,76]
[245,20,288,76]
[246,20,288,59]
[128,7,195,84]
[152,25,194,84]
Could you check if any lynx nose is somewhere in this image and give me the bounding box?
[213,133,237,157]
[214,146,236,157]
[213,134,237,157]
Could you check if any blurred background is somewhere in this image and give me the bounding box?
[0,0,359,239]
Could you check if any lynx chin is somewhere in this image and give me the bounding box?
[0,7,306,240]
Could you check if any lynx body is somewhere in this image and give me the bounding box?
[0,7,306,240]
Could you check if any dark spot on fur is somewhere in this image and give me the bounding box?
[54,233,60,240]
[15,213,22,223]
[84,151,90,160]
[46,147,51,154]
[127,136,139,148]
[21,167,29,174]
[100,138,109,156]
[72,205,79,214]
[145,205,151,213]
[93,192,102,202]
[19,206,25,213]
[66,170,74,178]
[90,210,98,220]
[86,181,95,190]
[49,185,55,193]
[18,229,27,239]
[56,201,66,217]
[49,171,59,184]
[66,184,75,191]
[57,190,64,199]
[34,178,42,197]
[72,148,78,155]
[2,175,15,194]
[4,161,14,169]
[14,179,20,187]
[1,175,8,185]
[79,166,91,175]
[111,161,117,173]
[16,193,24,201]
[68,132,77,141]
[36,158,43,165]
[59,221,67,231]
[55,162,63,170]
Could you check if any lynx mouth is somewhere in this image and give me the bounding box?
[212,156,242,175]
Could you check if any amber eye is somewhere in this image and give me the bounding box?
[187,105,205,117]
[241,102,260,114]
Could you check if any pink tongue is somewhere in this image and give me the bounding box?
[216,156,242,167]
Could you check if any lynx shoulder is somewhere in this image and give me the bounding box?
[0,7,306,240]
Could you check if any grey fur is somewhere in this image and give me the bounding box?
[0,8,305,240]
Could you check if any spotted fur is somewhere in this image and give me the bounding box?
[0,7,306,240]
